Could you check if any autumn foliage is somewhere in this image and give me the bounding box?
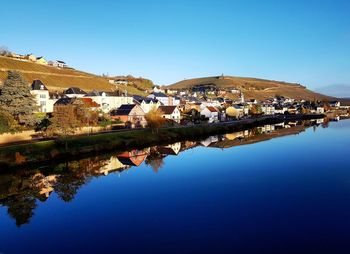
[145,108,166,133]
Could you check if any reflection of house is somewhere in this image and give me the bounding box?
[110,104,146,127]
[257,125,275,133]
[117,149,148,166]
[158,106,181,123]
[32,173,57,198]
[64,87,87,98]
[225,131,245,140]
[97,156,129,175]
[200,136,219,147]
[157,142,182,155]
[30,80,56,113]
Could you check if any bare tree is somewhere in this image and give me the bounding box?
[0,46,11,56]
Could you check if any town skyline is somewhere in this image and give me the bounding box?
[2,0,350,89]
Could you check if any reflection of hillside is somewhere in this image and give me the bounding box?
[0,120,323,227]
[209,124,308,149]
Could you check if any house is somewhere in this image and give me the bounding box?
[110,104,146,128]
[274,105,288,114]
[158,106,181,123]
[84,91,134,113]
[148,92,173,106]
[165,89,178,95]
[78,98,100,110]
[26,54,36,62]
[226,105,244,119]
[30,80,56,113]
[54,97,75,106]
[48,60,67,68]
[173,96,181,106]
[201,106,220,123]
[64,87,87,98]
[261,104,275,115]
[316,106,325,114]
[329,101,341,108]
[133,95,161,113]
[247,99,258,105]
[109,79,129,85]
[54,97,100,110]
[36,57,48,65]
[153,86,165,93]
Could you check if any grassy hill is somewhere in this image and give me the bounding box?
[0,56,148,96]
[167,75,333,101]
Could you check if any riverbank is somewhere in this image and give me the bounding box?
[0,114,324,169]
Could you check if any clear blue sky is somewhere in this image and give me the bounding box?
[2,0,350,88]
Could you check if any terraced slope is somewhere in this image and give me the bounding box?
[167,76,332,101]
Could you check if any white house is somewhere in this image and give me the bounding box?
[274,105,288,114]
[30,80,55,113]
[201,106,220,123]
[330,101,341,108]
[158,106,181,123]
[64,87,87,98]
[133,96,161,113]
[261,104,275,115]
[148,92,173,106]
[48,60,67,68]
[84,91,134,113]
[316,106,325,114]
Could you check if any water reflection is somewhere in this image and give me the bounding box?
[0,118,339,226]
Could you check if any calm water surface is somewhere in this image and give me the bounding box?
[0,119,350,254]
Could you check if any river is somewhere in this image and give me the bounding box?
[0,118,349,254]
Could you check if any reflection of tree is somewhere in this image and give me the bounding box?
[322,118,330,128]
[54,175,87,202]
[145,147,165,173]
[2,195,37,227]
[146,157,165,173]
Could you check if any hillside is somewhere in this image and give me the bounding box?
[0,56,148,96]
[167,75,333,101]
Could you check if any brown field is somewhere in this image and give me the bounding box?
[0,56,147,96]
[167,75,333,101]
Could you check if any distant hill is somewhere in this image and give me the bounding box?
[0,56,149,96]
[166,75,333,101]
[316,84,350,98]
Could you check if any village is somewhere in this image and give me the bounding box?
[0,49,349,144]
[29,77,346,128]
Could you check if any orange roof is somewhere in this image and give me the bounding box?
[207,106,219,112]
[78,98,100,108]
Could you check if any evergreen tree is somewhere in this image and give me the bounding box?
[0,71,37,126]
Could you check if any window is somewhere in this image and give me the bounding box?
[40,101,46,106]
[40,94,46,99]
